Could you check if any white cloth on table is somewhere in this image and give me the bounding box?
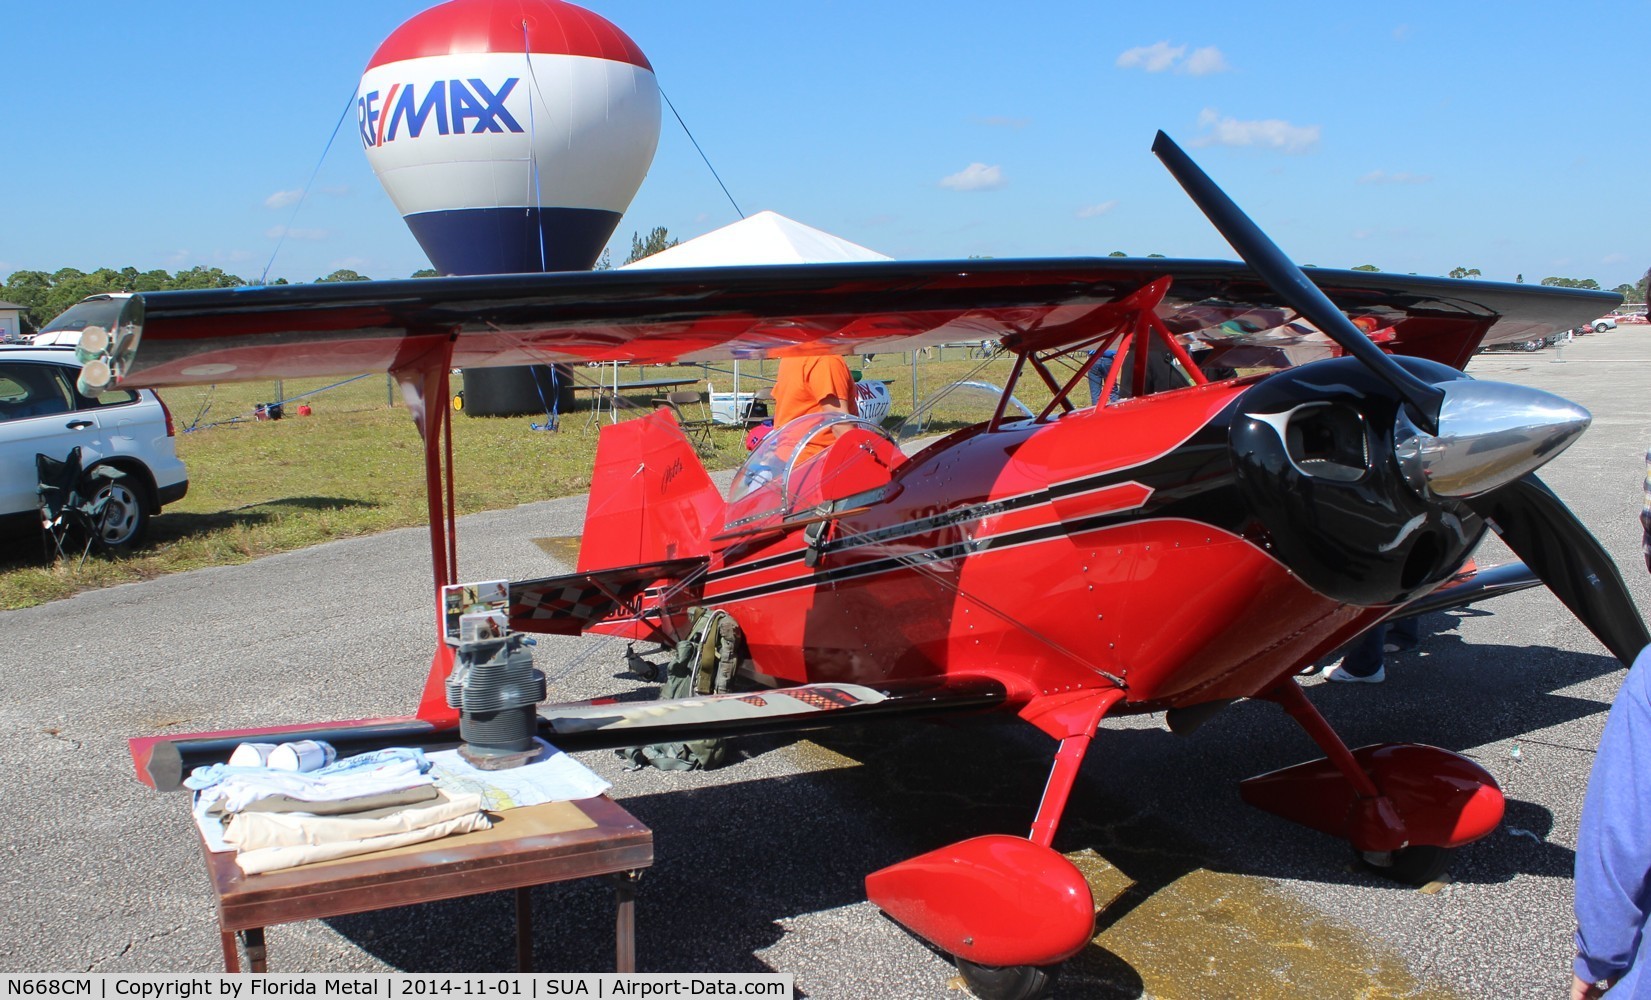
[233,811,493,875]
[224,789,488,852]
[197,759,435,816]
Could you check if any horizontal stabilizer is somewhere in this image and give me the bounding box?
[539,676,1008,752]
[508,557,708,636]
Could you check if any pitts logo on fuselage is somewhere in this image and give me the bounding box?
[358,79,523,148]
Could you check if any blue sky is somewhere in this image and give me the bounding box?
[5,2,1645,289]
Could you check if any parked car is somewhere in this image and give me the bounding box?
[30,292,132,347]
[1480,336,1547,353]
[1590,316,1619,334]
[0,344,188,549]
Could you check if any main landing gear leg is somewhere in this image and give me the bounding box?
[867,689,1123,1000]
[1246,679,1504,885]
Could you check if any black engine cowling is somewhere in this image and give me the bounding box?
[1230,356,1482,605]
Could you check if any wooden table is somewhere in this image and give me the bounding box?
[200,795,653,973]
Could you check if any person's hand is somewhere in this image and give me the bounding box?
[1573,973,1608,999]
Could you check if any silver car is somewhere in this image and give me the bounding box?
[0,344,189,548]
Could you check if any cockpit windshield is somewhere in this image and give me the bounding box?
[726,412,904,530]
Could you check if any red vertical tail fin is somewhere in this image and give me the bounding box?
[578,409,724,571]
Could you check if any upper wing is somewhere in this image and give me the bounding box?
[106,259,1616,388]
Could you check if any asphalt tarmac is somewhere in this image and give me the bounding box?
[2,329,1648,998]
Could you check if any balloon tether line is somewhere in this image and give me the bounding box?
[660,85,744,221]
[261,87,357,285]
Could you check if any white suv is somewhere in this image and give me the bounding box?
[0,344,189,548]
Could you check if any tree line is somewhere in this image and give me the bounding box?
[0,265,400,332]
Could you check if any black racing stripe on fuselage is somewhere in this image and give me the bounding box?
[705,401,1254,604]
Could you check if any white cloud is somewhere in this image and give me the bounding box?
[1392,24,1412,41]
[265,225,329,241]
[264,189,303,210]
[1183,46,1230,76]
[940,163,1005,192]
[1351,230,1374,241]
[165,249,192,266]
[1117,41,1185,72]
[1357,169,1432,185]
[1193,108,1320,153]
[1117,42,1230,75]
[1076,200,1118,219]
[319,184,352,197]
[1603,252,1629,264]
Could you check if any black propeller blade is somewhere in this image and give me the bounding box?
[1151,129,1647,665]
[1466,475,1649,666]
[1151,130,1446,434]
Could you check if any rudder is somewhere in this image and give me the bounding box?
[579,408,724,572]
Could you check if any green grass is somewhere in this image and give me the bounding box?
[0,349,1048,610]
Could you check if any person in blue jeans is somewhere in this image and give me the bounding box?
[1326,616,1422,684]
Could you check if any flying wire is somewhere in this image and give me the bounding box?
[261,86,358,285]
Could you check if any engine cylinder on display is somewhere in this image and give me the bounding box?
[447,634,547,757]
[359,0,661,276]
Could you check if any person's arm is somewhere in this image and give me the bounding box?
[809,359,858,417]
[1573,649,1651,991]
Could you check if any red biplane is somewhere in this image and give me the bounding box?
[118,134,1644,997]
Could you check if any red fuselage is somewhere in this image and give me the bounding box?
[694,377,1381,715]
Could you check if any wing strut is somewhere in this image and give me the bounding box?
[391,337,465,725]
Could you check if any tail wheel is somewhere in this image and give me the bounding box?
[451,391,464,411]
[955,959,1056,1000]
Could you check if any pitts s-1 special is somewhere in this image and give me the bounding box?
[115,134,1644,997]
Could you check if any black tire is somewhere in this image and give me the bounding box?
[955,958,1056,1000]
[1359,844,1454,886]
[1594,322,1609,334]
[89,477,149,550]
[1520,339,1540,352]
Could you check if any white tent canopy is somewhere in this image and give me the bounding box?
[620,210,890,269]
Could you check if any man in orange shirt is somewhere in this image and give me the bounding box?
[772,355,859,427]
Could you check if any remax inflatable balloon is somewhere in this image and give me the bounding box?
[360,0,660,275]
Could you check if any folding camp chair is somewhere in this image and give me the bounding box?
[654,390,716,453]
[37,447,124,567]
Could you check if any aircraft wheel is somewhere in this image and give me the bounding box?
[1359,844,1454,886]
[955,958,1056,1000]
[451,391,464,411]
